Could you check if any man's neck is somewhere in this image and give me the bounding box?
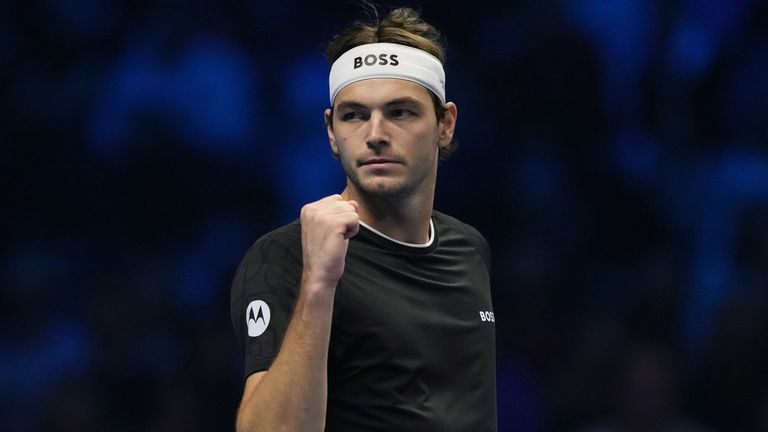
[341,185,434,244]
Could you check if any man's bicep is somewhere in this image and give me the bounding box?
[243,370,267,395]
[237,370,267,428]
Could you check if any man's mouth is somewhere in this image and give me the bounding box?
[360,158,401,166]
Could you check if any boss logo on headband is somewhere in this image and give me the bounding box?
[353,54,400,69]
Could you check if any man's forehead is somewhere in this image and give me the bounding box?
[334,78,433,107]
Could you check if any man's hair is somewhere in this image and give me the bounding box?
[325,6,457,160]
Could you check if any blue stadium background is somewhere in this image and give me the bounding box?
[3,0,768,430]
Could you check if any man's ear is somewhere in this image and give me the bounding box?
[437,102,458,149]
[325,108,340,157]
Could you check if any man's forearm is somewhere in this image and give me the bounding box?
[236,276,336,432]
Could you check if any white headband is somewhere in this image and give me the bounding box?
[328,42,446,105]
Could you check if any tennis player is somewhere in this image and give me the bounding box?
[231,7,496,431]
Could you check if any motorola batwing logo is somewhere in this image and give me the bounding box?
[246,300,271,337]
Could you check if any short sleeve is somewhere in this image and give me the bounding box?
[230,222,303,378]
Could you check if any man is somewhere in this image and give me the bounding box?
[231,7,496,431]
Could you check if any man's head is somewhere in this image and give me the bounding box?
[325,7,457,160]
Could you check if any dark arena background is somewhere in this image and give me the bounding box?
[3,1,768,431]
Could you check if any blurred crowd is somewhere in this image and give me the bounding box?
[2,1,767,431]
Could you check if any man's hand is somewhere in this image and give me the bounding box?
[300,194,360,286]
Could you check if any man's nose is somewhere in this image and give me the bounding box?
[366,112,389,150]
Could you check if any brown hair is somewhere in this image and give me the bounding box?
[325,6,457,159]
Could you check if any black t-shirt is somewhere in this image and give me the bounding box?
[231,210,497,431]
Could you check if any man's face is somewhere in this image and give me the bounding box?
[325,78,456,200]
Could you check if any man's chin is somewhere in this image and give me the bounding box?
[356,180,409,199]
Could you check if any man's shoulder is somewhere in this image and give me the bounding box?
[432,210,491,267]
[432,210,484,237]
[241,219,302,265]
[432,210,489,245]
[258,219,302,244]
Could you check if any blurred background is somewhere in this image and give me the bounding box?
[2,0,768,430]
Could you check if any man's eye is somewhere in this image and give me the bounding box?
[341,111,365,121]
[391,109,415,118]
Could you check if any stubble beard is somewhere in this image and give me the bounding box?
[341,154,437,203]
[346,169,411,200]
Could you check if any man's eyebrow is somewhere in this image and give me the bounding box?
[335,101,368,111]
[335,97,426,112]
[384,97,424,108]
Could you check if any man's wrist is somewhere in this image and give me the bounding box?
[300,271,338,300]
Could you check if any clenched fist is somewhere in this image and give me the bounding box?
[300,194,360,287]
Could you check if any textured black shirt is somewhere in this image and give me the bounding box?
[231,210,497,431]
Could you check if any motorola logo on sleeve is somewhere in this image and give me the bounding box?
[353,53,400,69]
[246,300,271,337]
